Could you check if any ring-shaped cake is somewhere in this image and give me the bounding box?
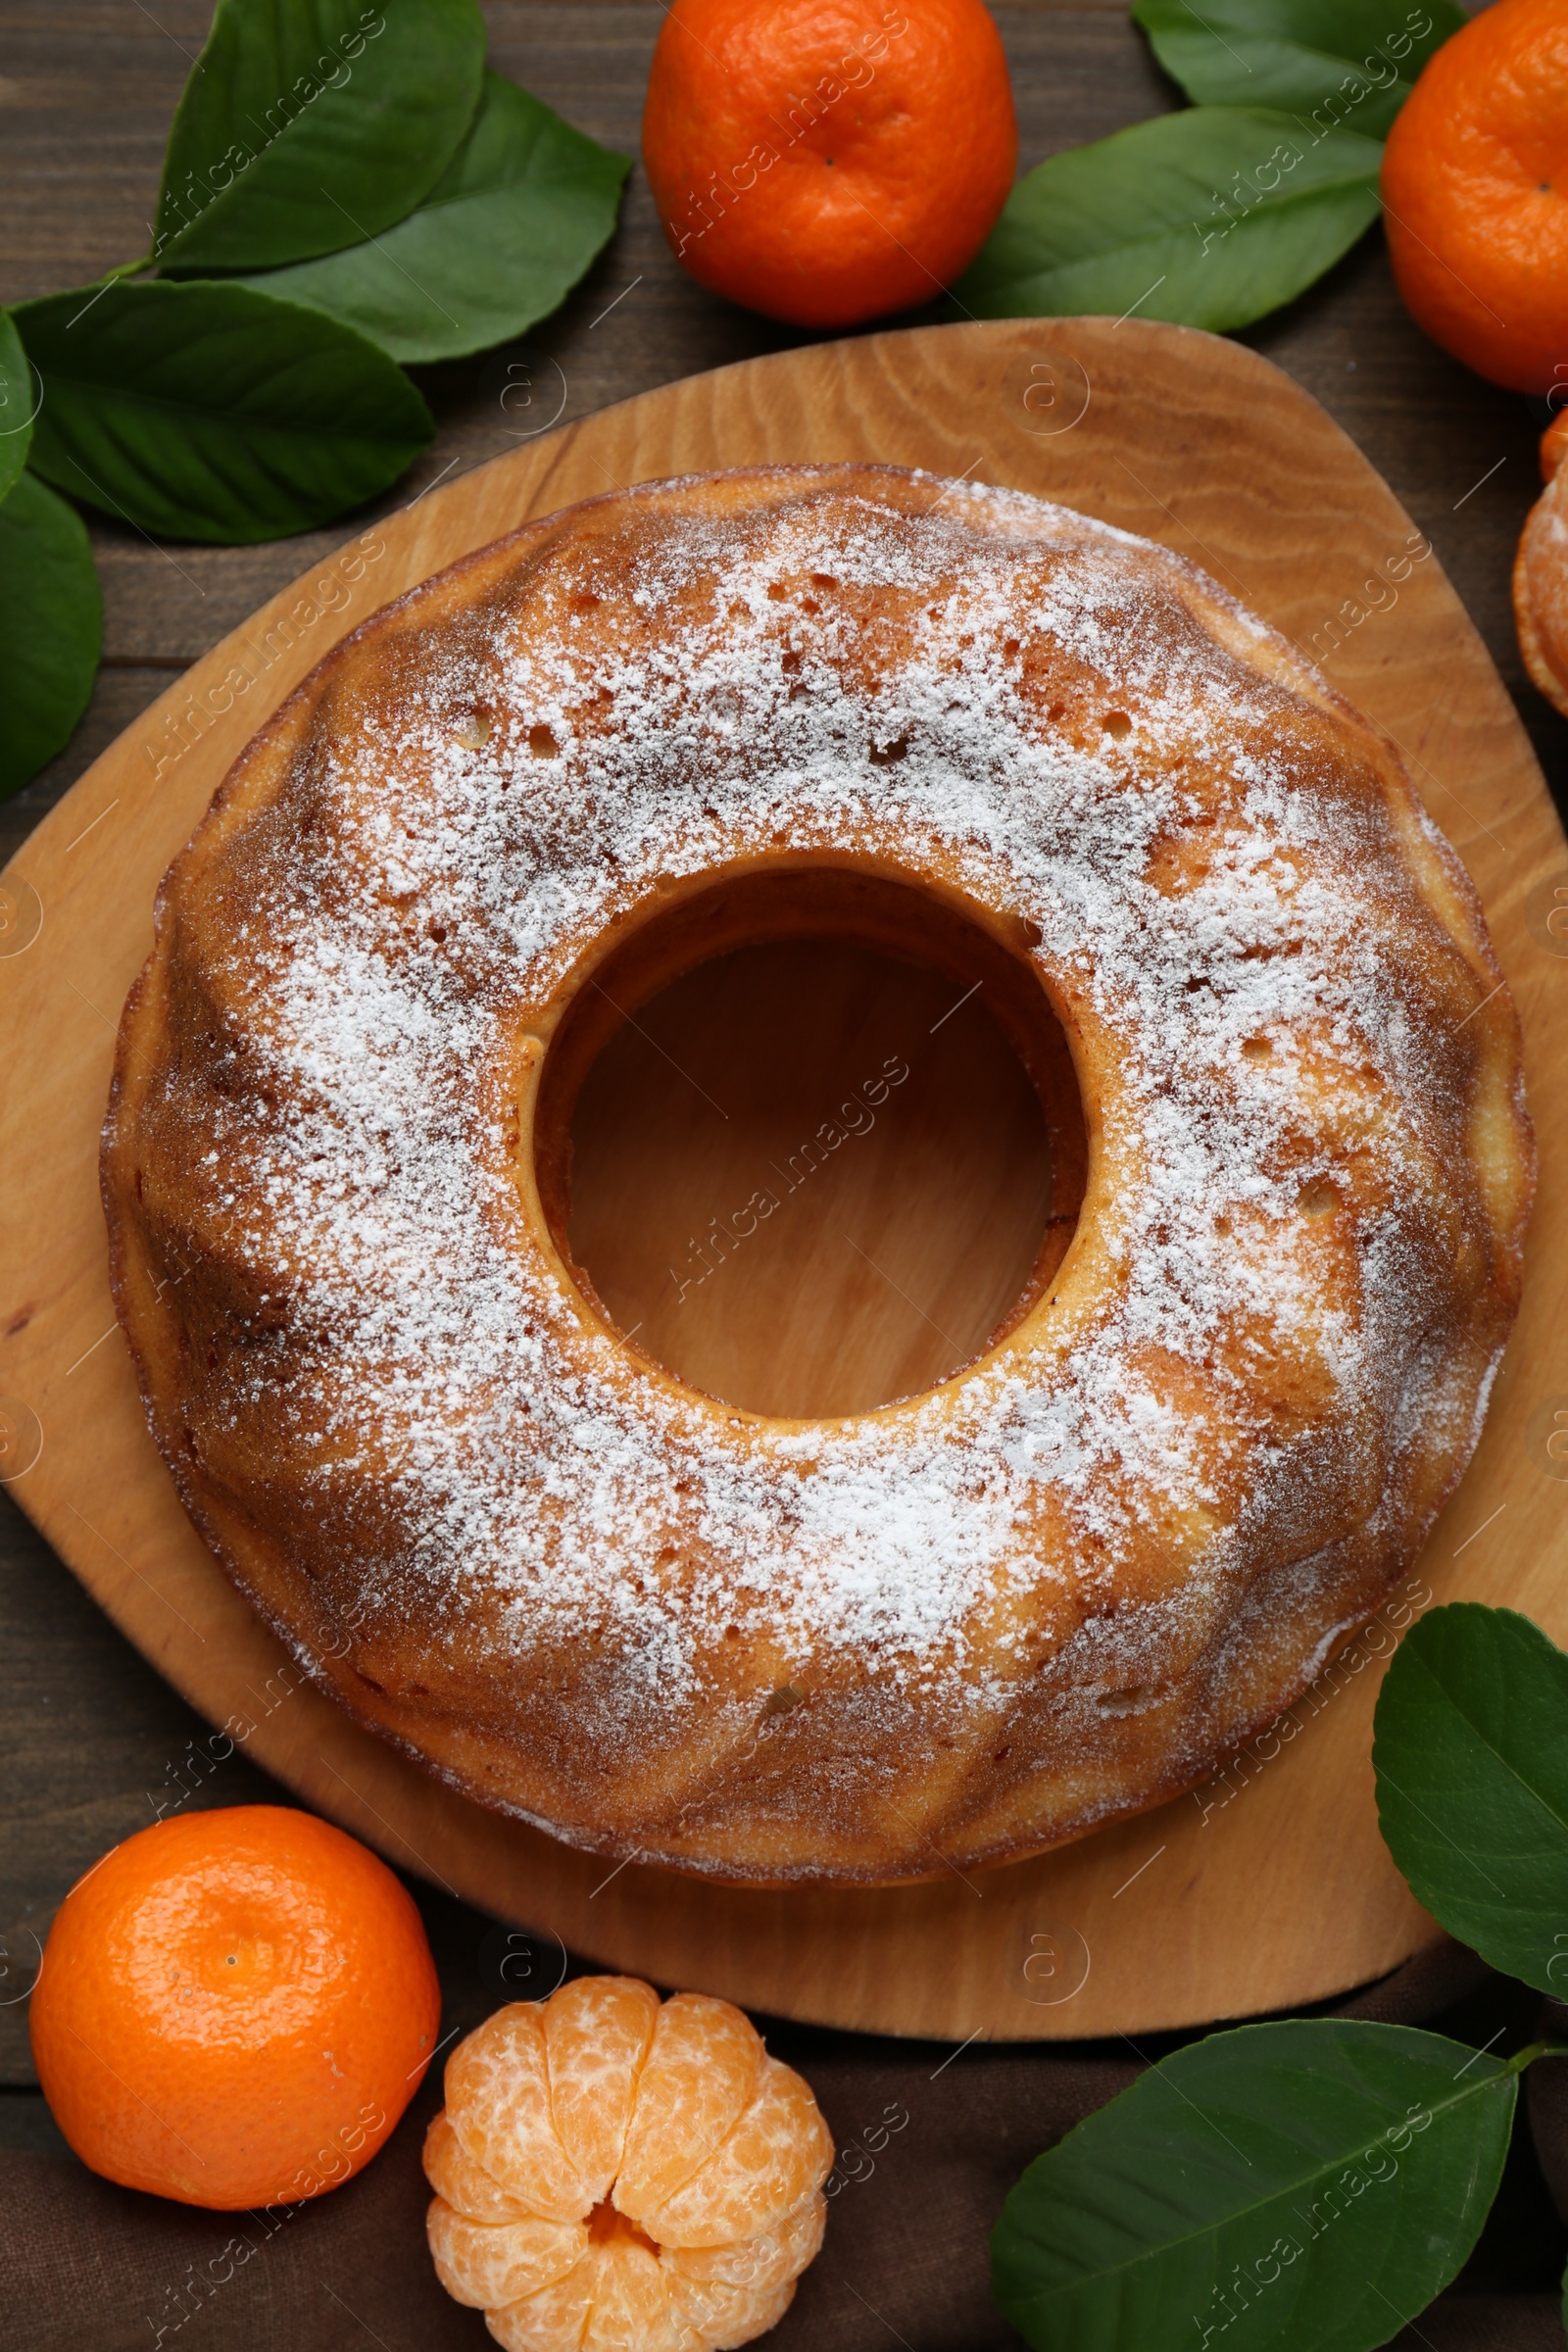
[104,465,1532,1884]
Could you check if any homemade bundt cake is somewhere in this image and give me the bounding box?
[103,464,1532,1885]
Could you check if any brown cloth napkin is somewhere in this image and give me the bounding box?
[3,1937,1562,2352]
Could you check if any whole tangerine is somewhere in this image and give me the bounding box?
[29,1805,441,2210]
[424,1978,833,2350]
[642,0,1017,328]
[1382,0,1568,394]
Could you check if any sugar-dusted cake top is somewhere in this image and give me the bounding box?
[106,466,1528,1878]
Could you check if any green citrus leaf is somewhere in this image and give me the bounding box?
[237,70,629,363]
[0,313,34,503]
[1374,1602,1568,1997]
[0,470,101,801]
[992,2019,1515,2352]
[1132,0,1464,142]
[16,278,432,545]
[952,107,1383,332]
[154,0,486,272]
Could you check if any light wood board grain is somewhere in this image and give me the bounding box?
[3,318,1564,2039]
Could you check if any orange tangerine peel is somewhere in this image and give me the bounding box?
[424,1978,832,2350]
[28,1805,440,2210]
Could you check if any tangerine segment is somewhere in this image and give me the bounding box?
[28,1806,438,2210]
[645,2061,835,2246]
[614,1993,765,2224]
[663,2195,827,2341]
[583,2238,681,2352]
[1382,0,1568,393]
[662,2192,826,2296]
[677,2278,797,2352]
[486,2258,594,2352]
[447,2002,593,2221]
[424,2108,538,2222]
[426,2198,588,2308]
[544,1975,662,2202]
[641,0,1017,327]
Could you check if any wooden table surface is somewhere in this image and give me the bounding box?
[4,0,1565,2119]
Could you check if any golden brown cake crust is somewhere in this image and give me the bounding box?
[103,465,1532,1886]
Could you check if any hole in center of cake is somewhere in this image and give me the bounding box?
[536,864,1085,1420]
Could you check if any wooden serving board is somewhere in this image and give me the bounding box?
[3,318,1565,2041]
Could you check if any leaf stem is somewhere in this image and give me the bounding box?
[1505,2041,1568,2076]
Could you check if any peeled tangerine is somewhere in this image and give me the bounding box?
[1515,419,1568,717]
[424,1977,833,2351]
